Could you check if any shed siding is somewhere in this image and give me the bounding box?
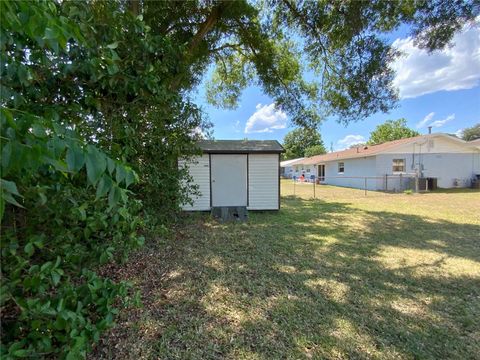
[248,154,279,210]
[179,155,211,211]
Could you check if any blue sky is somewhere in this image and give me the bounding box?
[194,23,480,151]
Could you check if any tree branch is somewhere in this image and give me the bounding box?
[210,43,242,53]
[129,0,140,17]
[169,1,232,91]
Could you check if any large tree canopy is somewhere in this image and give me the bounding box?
[283,128,326,159]
[305,144,327,158]
[368,118,420,145]
[150,0,478,126]
[461,123,480,141]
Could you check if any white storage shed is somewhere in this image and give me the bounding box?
[179,140,284,211]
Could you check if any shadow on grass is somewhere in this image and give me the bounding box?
[93,197,480,359]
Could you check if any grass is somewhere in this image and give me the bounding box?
[92,181,480,359]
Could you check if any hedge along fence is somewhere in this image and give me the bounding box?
[0,110,144,359]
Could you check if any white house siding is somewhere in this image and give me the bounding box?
[248,154,279,210]
[179,155,211,211]
[291,164,315,179]
[281,165,294,178]
[376,153,480,188]
[383,136,475,155]
[321,156,378,190]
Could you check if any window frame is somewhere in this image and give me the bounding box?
[392,158,406,173]
[338,162,345,174]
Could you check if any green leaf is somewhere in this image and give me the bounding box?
[44,157,68,172]
[125,169,136,188]
[85,145,107,185]
[1,179,21,196]
[52,272,61,286]
[0,107,15,128]
[0,196,4,222]
[44,27,57,40]
[66,143,85,172]
[38,192,47,205]
[107,63,119,75]
[12,349,30,357]
[115,164,126,184]
[2,192,24,208]
[107,41,119,49]
[32,123,47,138]
[108,185,121,208]
[24,243,34,257]
[77,205,87,221]
[1,142,12,173]
[107,158,115,174]
[96,175,113,199]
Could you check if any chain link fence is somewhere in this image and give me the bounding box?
[281,174,423,200]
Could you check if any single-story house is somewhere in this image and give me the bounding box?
[179,140,284,211]
[469,138,480,147]
[280,157,304,178]
[290,133,480,191]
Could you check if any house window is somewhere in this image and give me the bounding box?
[392,159,405,172]
[306,168,311,173]
[295,166,299,171]
[338,162,344,173]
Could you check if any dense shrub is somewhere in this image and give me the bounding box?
[0,1,187,357]
[0,109,144,358]
[1,0,206,355]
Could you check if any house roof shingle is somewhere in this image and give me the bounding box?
[280,158,304,167]
[291,133,469,165]
[198,140,284,153]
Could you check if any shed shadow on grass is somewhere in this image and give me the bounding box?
[92,197,480,359]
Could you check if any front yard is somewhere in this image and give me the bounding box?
[92,185,480,359]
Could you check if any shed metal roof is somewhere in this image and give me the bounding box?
[198,140,284,153]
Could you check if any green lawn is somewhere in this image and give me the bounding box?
[92,182,480,359]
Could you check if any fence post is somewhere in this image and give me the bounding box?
[399,173,403,192]
[415,173,419,193]
[364,177,367,196]
[293,179,296,197]
[313,178,316,199]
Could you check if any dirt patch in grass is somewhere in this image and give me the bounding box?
[91,188,480,359]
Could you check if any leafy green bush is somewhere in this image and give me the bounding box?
[0,2,146,357]
[0,109,144,358]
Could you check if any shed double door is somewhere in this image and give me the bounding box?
[211,154,248,207]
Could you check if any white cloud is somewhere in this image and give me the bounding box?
[417,112,455,129]
[416,112,435,128]
[430,114,455,128]
[455,128,464,138]
[391,23,480,99]
[337,134,366,150]
[244,103,288,133]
